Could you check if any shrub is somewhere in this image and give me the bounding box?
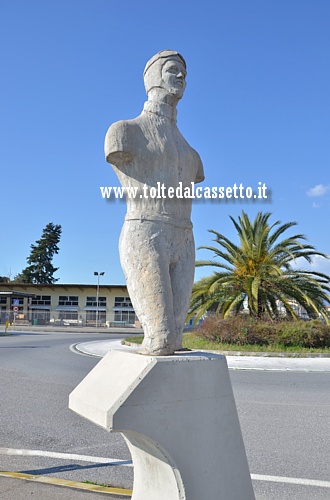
[196,315,330,349]
[275,320,330,348]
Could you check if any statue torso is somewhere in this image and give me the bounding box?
[104,101,204,225]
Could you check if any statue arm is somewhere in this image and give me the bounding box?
[104,121,133,167]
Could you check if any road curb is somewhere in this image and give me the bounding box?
[0,471,132,497]
[74,340,330,372]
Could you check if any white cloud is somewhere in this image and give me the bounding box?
[306,184,329,197]
[309,255,330,275]
[290,255,330,274]
[312,202,321,209]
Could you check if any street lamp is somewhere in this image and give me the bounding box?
[94,271,105,328]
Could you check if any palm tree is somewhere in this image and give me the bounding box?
[190,211,330,322]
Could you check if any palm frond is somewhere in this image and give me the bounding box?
[190,210,330,322]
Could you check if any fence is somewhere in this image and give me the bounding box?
[0,309,137,328]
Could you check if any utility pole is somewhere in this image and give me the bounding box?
[94,271,105,328]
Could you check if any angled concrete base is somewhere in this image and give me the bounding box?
[69,350,255,500]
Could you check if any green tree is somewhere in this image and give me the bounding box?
[14,223,62,284]
[190,211,330,322]
[0,276,10,283]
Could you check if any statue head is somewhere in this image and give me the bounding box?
[144,50,187,102]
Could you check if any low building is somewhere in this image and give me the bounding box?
[0,283,136,327]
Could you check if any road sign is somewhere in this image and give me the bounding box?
[13,306,19,312]
[13,299,19,306]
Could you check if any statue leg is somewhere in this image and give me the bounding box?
[119,220,177,355]
[169,227,195,350]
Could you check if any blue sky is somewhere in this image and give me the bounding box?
[1,0,329,285]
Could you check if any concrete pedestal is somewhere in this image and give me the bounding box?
[69,350,255,500]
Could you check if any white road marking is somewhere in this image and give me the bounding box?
[251,474,330,488]
[2,448,330,489]
[0,447,132,466]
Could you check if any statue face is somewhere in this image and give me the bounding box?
[161,59,187,99]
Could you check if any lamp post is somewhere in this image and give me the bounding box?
[94,271,105,328]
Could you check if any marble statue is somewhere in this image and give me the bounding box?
[104,50,204,355]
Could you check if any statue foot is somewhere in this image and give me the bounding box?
[139,345,176,356]
[139,338,177,356]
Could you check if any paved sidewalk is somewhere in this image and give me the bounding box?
[75,339,330,372]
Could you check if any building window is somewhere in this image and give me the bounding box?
[114,310,136,324]
[0,297,7,305]
[31,295,51,306]
[58,296,79,306]
[114,297,132,308]
[86,296,107,307]
[59,311,78,321]
[86,310,106,323]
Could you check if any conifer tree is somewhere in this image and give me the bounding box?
[14,223,62,284]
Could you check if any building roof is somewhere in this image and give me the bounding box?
[0,283,127,289]
[0,290,36,297]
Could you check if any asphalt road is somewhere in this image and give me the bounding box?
[0,331,330,499]
[231,369,330,499]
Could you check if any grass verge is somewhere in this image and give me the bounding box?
[83,480,112,488]
[123,332,330,355]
